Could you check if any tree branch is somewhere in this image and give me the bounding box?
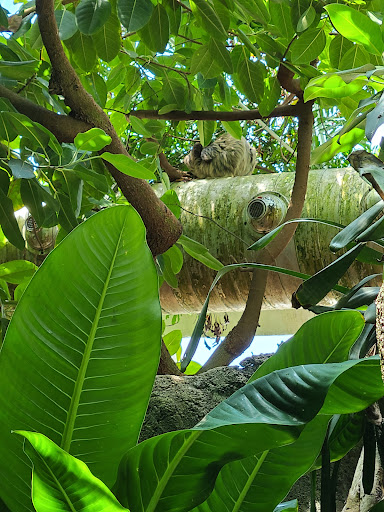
[35,0,182,257]
[128,103,306,121]
[198,100,314,372]
[0,84,89,141]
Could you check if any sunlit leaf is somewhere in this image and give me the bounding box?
[329,35,354,69]
[16,431,128,511]
[74,128,112,151]
[290,28,326,65]
[101,152,156,179]
[163,329,182,356]
[0,260,37,284]
[325,4,384,55]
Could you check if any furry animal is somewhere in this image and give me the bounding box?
[183,133,257,179]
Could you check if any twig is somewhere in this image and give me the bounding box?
[177,205,248,245]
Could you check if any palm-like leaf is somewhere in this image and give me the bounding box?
[16,431,128,512]
[0,206,161,512]
[114,358,384,512]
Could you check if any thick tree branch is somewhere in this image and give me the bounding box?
[35,0,182,257]
[129,103,306,121]
[0,84,90,141]
[158,340,183,375]
[198,100,314,372]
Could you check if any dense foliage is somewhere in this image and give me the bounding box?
[2,0,384,510]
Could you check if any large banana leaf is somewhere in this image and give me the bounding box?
[114,357,384,512]
[192,416,330,512]
[16,431,128,512]
[0,206,162,512]
[249,310,364,381]
[189,311,364,512]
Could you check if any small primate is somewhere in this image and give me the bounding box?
[183,133,257,179]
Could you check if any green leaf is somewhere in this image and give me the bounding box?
[0,6,8,28]
[258,76,281,117]
[0,206,161,512]
[310,122,365,165]
[0,187,24,250]
[76,0,111,35]
[248,218,343,251]
[239,0,269,24]
[93,14,121,62]
[304,75,367,102]
[73,164,109,193]
[192,417,328,512]
[0,278,10,301]
[55,9,78,40]
[0,59,39,79]
[164,0,181,34]
[163,329,182,356]
[293,243,364,308]
[20,178,57,228]
[178,234,223,271]
[330,200,384,251]
[0,111,17,143]
[339,45,369,71]
[221,120,242,139]
[197,120,216,147]
[323,413,365,465]
[297,5,316,32]
[114,357,384,512]
[0,260,37,285]
[325,4,384,56]
[162,75,187,108]
[180,262,349,372]
[160,189,180,218]
[254,33,283,58]
[269,1,295,41]
[139,4,170,54]
[356,213,384,242]
[66,31,97,72]
[158,104,178,115]
[130,116,152,137]
[118,0,153,32]
[208,39,233,73]
[250,311,364,381]
[15,431,128,512]
[101,153,156,179]
[8,158,35,179]
[165,244,183,274]
[81,72,107,108]
[329,35,354,70]
[5,112,50,151]
[14,279,29,301]
[74,128,112,151]
[140,141,159,155]
[190,0,227,41]
[190,45,222,79]
[157,253,178,288]
[236,53,265,104]
[290,28,326,65]
[275,500,298,512]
